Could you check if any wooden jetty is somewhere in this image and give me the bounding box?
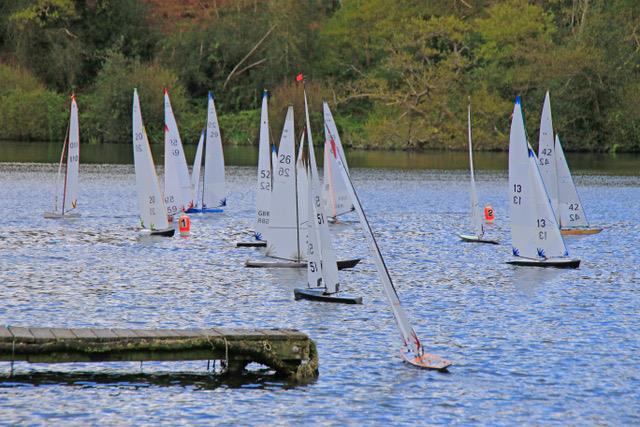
[0,326,318,380]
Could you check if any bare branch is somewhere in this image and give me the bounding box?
[223,24,277,89]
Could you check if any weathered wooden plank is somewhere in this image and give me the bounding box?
[89,329,118,339]
[9,327,34,341]
[50,328,77,340]
[70,328,97,339]
[109,329,139,339]
[29,328,56,340]
[0,326,319,380]
[0,327,13,340]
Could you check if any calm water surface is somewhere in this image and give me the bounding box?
[0,158,638,425]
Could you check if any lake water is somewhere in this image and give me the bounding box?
[0,147,638,425]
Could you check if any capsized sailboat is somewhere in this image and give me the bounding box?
[164,89,192,218]
[325,117,451,370]
[322,101,355,221]
[294,88,362,304]
[459,101,498,244]
[44,94,80,219]
[508,96,578,268]
[237,90,271,247]
[537,92,601,235]
[245,105,361,270]
[132,89,174,237]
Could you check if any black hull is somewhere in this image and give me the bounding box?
[236,241,267,248]
[150,228,175,237]
[245,258,361,270]
[294,288,362,305]
[506,258,580,268]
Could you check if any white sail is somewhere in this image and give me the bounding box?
[467,102,484,238]
[255,90,271,241]
[323,98,423,357]
[509,97,568,260]
[266,107,300,261]
[296,130,308,246]
[306,170,324,289]
[190,130,205,209]
[305,93,340,294]
[555,135,589,229]
[322,102,353,218]
[203,92,226,208]
[63,95,80,213]
[163,89,191,216]
[132,89,171,232]
[537,91,559,220]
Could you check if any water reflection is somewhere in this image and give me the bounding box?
[0,141,638,174]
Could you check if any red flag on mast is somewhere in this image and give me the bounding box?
[296,73,304,82]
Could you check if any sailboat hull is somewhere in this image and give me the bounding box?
[400,347,452,371]
[149,228,175,237]
[294,288,362,304]
[43,212,81,219]
[236,241,267,248]
[245,258,361,270]
[560,227,602,236]
[185,207,223,213]
[506,257,580,268]
[458,234,499,245]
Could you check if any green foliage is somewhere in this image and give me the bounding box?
[84,51,190,143]
[0,64,66,141]
[0,0,638,151]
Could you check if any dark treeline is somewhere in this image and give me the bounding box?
[0,0,638,152]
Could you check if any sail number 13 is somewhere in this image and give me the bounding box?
[513,184,522,205]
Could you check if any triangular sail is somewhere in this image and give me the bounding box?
[266,107,300,261]
[63,95,80,214]
[322,102,353,218]
[305,92,340,294]
[537,91,559,221]
[555,135,589,229]
[296,130,308,249]
[467,102,483,238]
[509,97,568,260]
[203,92,227,208]
[324,113,423,358]
[190,130,205,209]
[164,89,191,216]
[132,89,170,232]
[255,90,271,241]
[306,173,324,289]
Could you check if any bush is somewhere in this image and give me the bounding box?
[0,64,67,141]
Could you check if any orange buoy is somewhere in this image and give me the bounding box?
[484,204,495,223]
[178,213,191,236]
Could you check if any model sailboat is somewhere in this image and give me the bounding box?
[325,119,451,369]
[189,129,205,211]
[322,102,354,221]
[237,90,271,247]
[459,101,498,244]
[163,89,192,218]
[132,89,174,237]
[44,94,80,219]
[537,92,602,235]
[245,106,360,270]
[508,96,579,268]
[294,88,362,304]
